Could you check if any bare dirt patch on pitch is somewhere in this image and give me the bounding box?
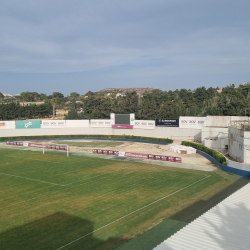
[51,140,215,170]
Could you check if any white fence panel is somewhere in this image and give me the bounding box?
[0,121,15,129]
[179,117,207,129]
[41,120,66,128]
[90,119,111,128]
[66,120,89,128]
[134,120,155,129]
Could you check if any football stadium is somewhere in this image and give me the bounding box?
[0,114,249,250]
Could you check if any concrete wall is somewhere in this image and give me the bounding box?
[206,116,248,127]
[226,158,250,171]
[0,127,201,140]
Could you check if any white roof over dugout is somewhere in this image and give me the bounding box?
[153,183,250,250]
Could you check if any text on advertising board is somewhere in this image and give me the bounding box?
[112,124,133,129]
[155,118,179,127]
[15,120,41,129]
[179,117,206,129]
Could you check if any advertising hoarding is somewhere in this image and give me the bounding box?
[27,142,67,150]
[66,120,89,128]
[6,141,23,146]
[130,113,135,125]
[41,120,65,128]
[155,118,179,127]
[179,117,207,129]
[119,151,125,157]
[134,120,155,129]
[0,121,15,129]
[112,124,133,129]
[91,149,182,163]
[90,120,111,128]
[154,155,162,160]
[125,152,149,159]
[15,120,41,129]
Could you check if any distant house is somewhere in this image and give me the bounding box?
[3,93,20,98]
[116,93,126,97]
[244,82,250,86]
[20,102,44,106]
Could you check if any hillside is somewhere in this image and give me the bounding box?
[98,88,157,94]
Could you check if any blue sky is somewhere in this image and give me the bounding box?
[0,0,250,95]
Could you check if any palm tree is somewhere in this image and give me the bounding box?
[51,98,57,120]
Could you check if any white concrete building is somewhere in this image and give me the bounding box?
[228,123,250,164]
[202,116,248,150]
[202,127,228,149]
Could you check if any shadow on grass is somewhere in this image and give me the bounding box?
[170,176,250,223]
[0,212,125,250]
[114,176,250,250]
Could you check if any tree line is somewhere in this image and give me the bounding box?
[1,84,250,120]
[66,84,250,119]
[0,102,53,120]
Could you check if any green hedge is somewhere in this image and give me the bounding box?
[0,134,173,144]
[181,141,227,165]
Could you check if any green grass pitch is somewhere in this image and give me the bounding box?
[0,147,225,250]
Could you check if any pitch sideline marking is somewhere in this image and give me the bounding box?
[55,174,211,250]
[0,173,66,186]
[0,163,139,211]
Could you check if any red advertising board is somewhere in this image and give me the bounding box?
[154,155,162,160]
[6,141,23,146]
[168,156,175,162]
[161,156,168,161]
[27,142,67,151]
[112,125,133,129]
[124,152,149,159]
[148,154,155,160]
[91,148,182,163]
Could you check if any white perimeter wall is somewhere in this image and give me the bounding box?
[226,158,250,171]
[206,116,248,127]
[0,127,201,140]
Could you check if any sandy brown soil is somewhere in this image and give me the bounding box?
[60,140,215,169]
